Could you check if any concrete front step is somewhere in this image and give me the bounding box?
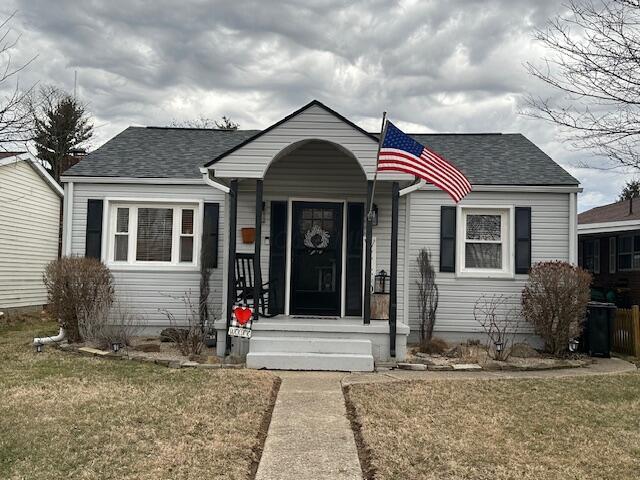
[249,336,373,355]
[246,351,374,372]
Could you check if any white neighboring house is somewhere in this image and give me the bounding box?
[61,100,580,371]
[0,152,63,312]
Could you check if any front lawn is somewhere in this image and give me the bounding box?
[0,321,278,480]
[346,373,640,480]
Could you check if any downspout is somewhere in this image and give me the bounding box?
[33,327,66,346]
[199,167,230,194]
[200,167,233,357]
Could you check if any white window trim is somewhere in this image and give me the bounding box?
[609,237,616,274]
[105,200,203,271]
[456,205,515,279]
[618,233,640,272]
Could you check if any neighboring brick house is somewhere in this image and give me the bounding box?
[578,198,640,307]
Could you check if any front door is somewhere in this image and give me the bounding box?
[290,201,343,316]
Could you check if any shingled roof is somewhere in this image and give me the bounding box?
[65,127,260,179]
[65,111,578,185]
[578,198,640,224]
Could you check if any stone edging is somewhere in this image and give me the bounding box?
[57,343,245,369]
[395,358,592,372]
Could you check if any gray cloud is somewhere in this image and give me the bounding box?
[1,0,633,210]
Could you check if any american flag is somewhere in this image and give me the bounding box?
[377,121,472,203]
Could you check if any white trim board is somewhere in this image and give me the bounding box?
[61,175,205,185]
[578,219,640,235]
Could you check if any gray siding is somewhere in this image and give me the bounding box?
[0,161,61,308]
[212,104,410,182]
[407,190,571,338]
[70,183,226,326]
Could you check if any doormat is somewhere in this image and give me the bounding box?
[291,316,339,320]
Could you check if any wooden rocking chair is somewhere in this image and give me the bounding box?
[235,253,278,318]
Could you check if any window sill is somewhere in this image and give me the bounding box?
[106,263,200,273]
[456,270,515,280]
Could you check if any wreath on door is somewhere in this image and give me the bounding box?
[304,224,330,253]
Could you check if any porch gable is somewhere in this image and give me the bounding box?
[203,100,409,181]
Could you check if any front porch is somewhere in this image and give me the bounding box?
[204,102,414,370]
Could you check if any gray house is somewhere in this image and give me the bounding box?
[61,100,580,371]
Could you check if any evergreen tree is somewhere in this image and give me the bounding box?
[33,86,93,182]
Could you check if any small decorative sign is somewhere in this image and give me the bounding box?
[229,305,253,338]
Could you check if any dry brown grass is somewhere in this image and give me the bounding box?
[0,321,278,480]
[346,373,640,480]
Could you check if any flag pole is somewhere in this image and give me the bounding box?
[368,111,388,220]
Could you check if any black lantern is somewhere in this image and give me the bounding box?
[494,341,503,353]
[111,342,121,353]
[371,204,379,226]
[374,270,389,294]
[568,338,579,353]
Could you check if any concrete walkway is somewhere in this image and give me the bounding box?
[255,372,362,480]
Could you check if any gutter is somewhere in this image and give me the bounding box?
[199,167,230,194]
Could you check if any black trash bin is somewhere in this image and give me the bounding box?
[583,302,617,357]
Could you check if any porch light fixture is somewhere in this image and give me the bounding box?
[374,270,389,294]
[111,342,122,353]
[371,204,379,226]
[35,342,44,353]
[494,341,503,353]
[568,338,579,353]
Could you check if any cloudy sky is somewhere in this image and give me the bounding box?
[1,0,633,211]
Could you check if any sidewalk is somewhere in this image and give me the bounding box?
[255,372,362,480]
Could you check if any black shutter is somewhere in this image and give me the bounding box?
[346,203,364,316]
[268,201,287,315]
[85,199,103,259]
[202,203,220,268]
[515,207,532,274]
[440,206,456,272]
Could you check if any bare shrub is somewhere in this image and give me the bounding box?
[43,257,114,342]
[416,248,439,343]
[474,294,522,361]
[161,291,217,356]
[522,261,592,355]
[78,296,143,350]
[419,337,448,355]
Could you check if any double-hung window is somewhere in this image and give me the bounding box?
[582,238,600,274]
[459,208,511,276]
[618,234,640,271]
[108,203,199,267]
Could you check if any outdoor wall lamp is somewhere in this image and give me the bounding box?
[374,270,389,294]
[111,342,122,353]
[494,341,504,353]
[568,338,579,353]
[371,204,379,226]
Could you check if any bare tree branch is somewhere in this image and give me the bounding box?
[523,0,640,170]
[0,12,37,147]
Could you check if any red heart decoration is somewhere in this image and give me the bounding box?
[233,306,252,325]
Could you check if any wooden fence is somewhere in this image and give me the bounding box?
[611,305,640,357]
